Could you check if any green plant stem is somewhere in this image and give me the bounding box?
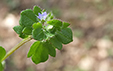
[1,36,32,62]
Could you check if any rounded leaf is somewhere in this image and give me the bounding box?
[47,19,62,27]
[56,28,73,44]
[13,25,23,34]
[19,9,39,27]
[49,36,62,50]
[22,27,32,35]
[31,42,48,64]
[32,28,46,41]
[27,41,40,58]
[19,33,28,39]
[32,22,42,29]
[33,6,42,16]
[43,41,56,57]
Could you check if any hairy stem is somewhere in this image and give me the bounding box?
[1,36,32,62]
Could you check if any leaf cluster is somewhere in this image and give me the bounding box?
[13,6,73,64]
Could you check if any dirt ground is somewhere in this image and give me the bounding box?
[0,0,113,71]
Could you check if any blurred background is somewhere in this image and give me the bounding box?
[0,0,113,71]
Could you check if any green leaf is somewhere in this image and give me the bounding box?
[42,9,46,12]
[22,27,32,35]
[31,42,48,64]
[47,19,62,28]
[33,6,42,16]
[49,36,62,50]
[32,22,42,29]
[46,25,56,34]
[0,62,3,71]
[46,12,54,21]
[0,46,6,62]
[13,25,23,34]
[27,41,40,58]
[43,41,56,57]
[62,22,70,28]
[45,31,54,38]
[32,28,46,41]
[56,28,73,44]
[0,61,5,71]
[13,26,29,38]
[19,9,39,27]
[19,33,28,39]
